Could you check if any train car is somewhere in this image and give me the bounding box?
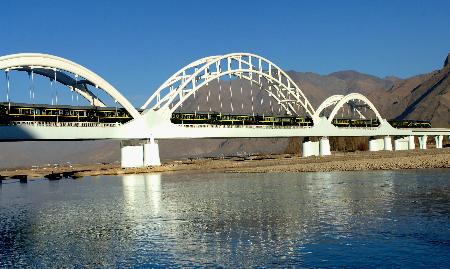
[0,102,135,125]
[171,112,212,124]
[332,118,381,128]
[96,107,133,124]
[170,112,315,127]
[295,117,314,127]
[388,120,431,128]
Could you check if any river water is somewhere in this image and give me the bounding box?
[1,169,449,268]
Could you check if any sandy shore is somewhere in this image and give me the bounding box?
[1,148,449,180]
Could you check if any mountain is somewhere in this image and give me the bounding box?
[0,54,448,168]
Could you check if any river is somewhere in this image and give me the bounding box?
[1,169,449,267]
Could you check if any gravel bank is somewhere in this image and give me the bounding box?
[1,148,449,180]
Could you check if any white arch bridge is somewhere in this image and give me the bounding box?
[0,53,448,167]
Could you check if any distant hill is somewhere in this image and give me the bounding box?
[0,54,448,168]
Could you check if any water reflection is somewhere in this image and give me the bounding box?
[0,169,449,267]
[122,174,162,215]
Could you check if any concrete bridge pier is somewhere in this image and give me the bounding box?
[408,135,416,150]
[302,137,330,157]
[302,137,312,157]
[319,136,331,156]
[369,136,384,151]
[434,135,443,149]
[121,140,144,168]
[394,136,409,151]
[384,136,393,151]
[120,138,161,168]
[144,138,161,166]
[418,135,428,149]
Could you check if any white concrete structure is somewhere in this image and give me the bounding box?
[319,137,331,156]
[394,137,410,151]
[143,139,161,166]
[121,145,144,168]
[408,135,416,150]
[435,135,443,149]
[302,139,320,157]
[418,135,428,149]
[384,136,393,151]
[369,138,384,151]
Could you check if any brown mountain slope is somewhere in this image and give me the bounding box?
[392,54,450,126]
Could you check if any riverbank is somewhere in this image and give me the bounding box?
[0,148,449,180]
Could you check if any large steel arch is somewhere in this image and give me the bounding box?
[0,53,140,119]
[327,93,384,123]
[144,53,315,117]
[141,55,220,109]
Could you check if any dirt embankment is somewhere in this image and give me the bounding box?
[0,148,449,180]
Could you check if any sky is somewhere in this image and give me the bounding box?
[0,0,449,106]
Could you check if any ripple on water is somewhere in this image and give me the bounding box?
[0,169,449,267]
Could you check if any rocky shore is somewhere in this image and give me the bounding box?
[0,148,448,181]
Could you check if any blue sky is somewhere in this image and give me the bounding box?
[1,0,449,105]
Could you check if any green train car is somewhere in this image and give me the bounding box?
[170,112,314,126]
[387,119,432,128]
[0,102,134,124]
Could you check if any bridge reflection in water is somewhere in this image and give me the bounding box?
[2,170,449,267]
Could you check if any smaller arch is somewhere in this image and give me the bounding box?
[327,93,383,123]
[314,95,345,120]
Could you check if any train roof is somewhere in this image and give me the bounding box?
[0,102,144,112]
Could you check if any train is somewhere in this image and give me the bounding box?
[171,112,432,128]
[0,102,134,125]
[0,103,432,128]
[170,112,314,126]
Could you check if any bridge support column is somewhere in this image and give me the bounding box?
[121,141,144,168]
[144,137,161,166]
[319,137,331,156]
[435,135,443,149]
[418,135,428,149]
[302,137,320,157]
[408,135,416,150]
[383,136,392,151]
[394,136,409,151]
[369,137,384,151]
[302,138,312,158]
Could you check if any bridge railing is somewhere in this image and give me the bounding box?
[3,121,121,128]
[177,124,313,129]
